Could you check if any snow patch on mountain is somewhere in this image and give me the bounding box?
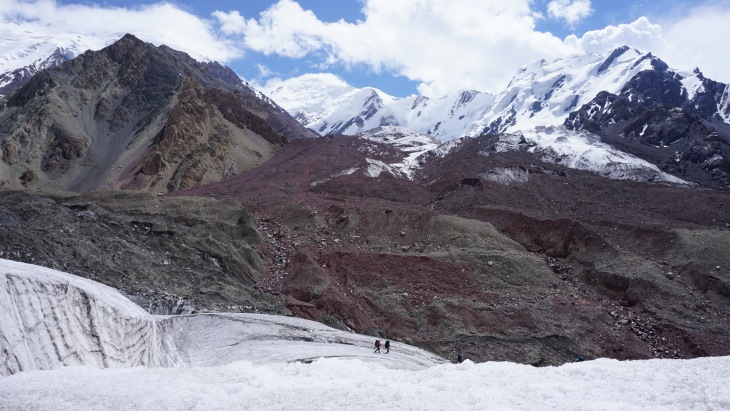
[359,126,440,178]
[481,167,531,185]
[311,166,358,187]
[719,87,730,123]
[680,72,705,102]
[502,127,689,184]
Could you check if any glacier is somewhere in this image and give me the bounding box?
[0,258,444,376]
[2,259,730,410]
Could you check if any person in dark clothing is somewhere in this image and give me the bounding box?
[384,340,390,354]
[374,339,381,353]
[457,354,464,363]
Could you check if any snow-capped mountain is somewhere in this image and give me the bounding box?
[269,47,729,140]
[266,73,496,139]
[0,31,119,97]
[266,47,730,187]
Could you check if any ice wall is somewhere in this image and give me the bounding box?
[0,259,445,376]
[0,260,158,376]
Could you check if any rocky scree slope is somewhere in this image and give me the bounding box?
[0,189,287,315]
[0,34,314,193]
[176,135,730,365]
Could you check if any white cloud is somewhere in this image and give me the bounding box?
[239,0,572,97]
[0,0,243,62]
[564,17,663,55]
[547,0,593,27]
[212,10,247,36]
[565,6,730,84]
[656,5,730,81]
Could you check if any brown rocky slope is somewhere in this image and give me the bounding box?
[175,135,730,365]
[1,132,727,365]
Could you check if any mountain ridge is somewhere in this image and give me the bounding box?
[0,34,315,193]
[267,46,730,188]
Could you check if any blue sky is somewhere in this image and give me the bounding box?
[12,0,730,97]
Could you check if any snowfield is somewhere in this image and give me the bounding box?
[1,259,729,410]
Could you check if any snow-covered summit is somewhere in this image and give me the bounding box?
[0,27,217,97]
[266,47,671,140]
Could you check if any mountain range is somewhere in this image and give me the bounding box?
[267,47,730,188]
[0,34,728,369]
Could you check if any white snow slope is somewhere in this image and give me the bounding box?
[2,259,730,410]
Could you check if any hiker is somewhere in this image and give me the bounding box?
[374,339,381,353]
[384,340,390,354]
[457,354,464,363]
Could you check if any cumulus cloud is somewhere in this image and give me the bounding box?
[565,17,663,54]
[213,10,247,36]
[566,5,730,83]
[656,5,730,81]
[238,0,571,96]
[0,0,243,62]
[547,0,593,27]
[239,0,730,94]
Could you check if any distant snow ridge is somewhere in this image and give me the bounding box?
[0,29,218,98]
[0,32,114,97]
[264,48,670,140]
[0,259,445,376]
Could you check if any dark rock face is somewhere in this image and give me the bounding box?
[566,56,730,188]
[0,34,314,193]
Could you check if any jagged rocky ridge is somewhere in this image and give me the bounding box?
[0,34,315,193]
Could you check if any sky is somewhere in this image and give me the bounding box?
[2,0,730,97]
